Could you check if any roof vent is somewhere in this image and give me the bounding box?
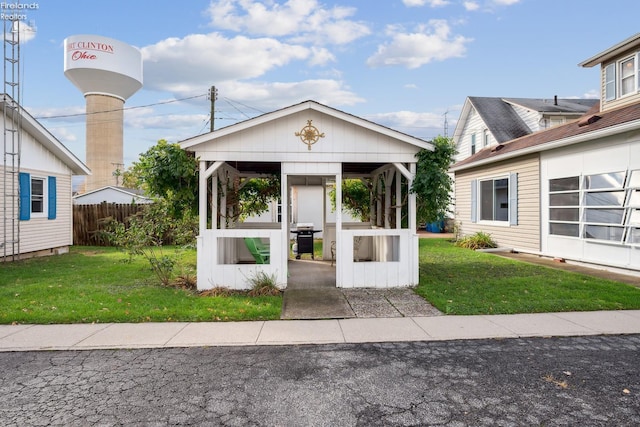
[578,114,601,127]
[491,144,504,152]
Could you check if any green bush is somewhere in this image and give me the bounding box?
[455,231,497,250]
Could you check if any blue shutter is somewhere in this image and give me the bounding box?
[470,179,477,223]
[19,172,31,221]
[48,176,57,220]
[509,173,518,226]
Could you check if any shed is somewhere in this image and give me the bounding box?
[180,100,433,290]
[73,186,153,205]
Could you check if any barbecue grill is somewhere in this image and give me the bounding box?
[291,223,322,259]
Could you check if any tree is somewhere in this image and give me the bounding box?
[329,179,371,221]
[124,139,199,219]
[411,135,457,224]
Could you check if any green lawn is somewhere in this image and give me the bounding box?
[415,238,640,315]
[2,240,640,324]
[0,246,281,324]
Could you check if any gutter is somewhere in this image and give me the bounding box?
[450,119,640,172]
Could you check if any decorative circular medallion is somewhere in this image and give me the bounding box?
[295,119,325,150]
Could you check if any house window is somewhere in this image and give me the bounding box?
[620,56,636,97]
[483,129,489,147]
[471,134,476,155]
[549,176,580,237]
[471,174,518,225]
[605,63,616,101]
[583,171,625,242]
[604,54,639,101]
[549,170,640,245]
[31,177,45,215]
[480,177,509,221]
[19,173,56,221]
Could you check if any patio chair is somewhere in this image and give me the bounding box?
[244,238,270,264]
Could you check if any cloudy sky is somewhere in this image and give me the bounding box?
[12,0,640,166]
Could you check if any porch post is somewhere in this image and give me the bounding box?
[335,168,343,286]
[199,161,207,233]
[408,163,417,232]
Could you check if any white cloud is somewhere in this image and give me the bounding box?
[366,20,472,69]
[141,32,310,95]
[402,0,450,7]
[218,79,365,111]
[206,0,370,45]
[492,0,520,5]
[463,1,480,11]
[404,84,419,90]
[365,110,447,138]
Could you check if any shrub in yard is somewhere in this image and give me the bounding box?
[455,231,497,250]
[246,270,282,297]
[101,199,198,286]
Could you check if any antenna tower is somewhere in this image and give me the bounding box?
[2,19,22,260]
[443,110,449,138]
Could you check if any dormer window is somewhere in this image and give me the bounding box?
[604,53,638,101]
[620,56,636,96]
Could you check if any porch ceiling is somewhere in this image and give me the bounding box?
[224,161,388,176]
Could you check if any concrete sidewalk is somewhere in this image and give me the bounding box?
[1,310,640,352]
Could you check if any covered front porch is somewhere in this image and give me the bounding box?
[180,101,433,290]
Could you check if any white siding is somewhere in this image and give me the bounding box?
[195,110,421,164]
[455,108,491,162]
[509,103,542,132]
[541,132,640,271]
[455,154,540,252]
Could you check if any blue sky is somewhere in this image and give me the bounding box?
[12,0,640,167]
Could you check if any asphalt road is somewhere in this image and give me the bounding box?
[1,335,639,426]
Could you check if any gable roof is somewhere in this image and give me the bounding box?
[468,97,532,143]
[1,95,90,175]
[504,98,598,115]
[180,100,433,151]
[453,97,599,145]
[451,102,640,172]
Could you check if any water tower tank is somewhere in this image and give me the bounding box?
[64,34,142,100]
[64,35,143,193]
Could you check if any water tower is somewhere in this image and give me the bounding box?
[64,35,142,192]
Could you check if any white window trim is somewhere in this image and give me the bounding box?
[617,53,638,99]
[30,175,48,219]
[476,174,511,226]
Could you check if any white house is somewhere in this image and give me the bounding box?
[1,96,90,260]
[451,34,640,274]
[180,100,433,290]
[453,97,598,162]
[73,186,153,205]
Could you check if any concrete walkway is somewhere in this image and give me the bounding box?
[1,310,639,352]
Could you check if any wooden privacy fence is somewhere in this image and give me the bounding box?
[73,203,145,246]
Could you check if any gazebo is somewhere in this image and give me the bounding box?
[180,101,433,290]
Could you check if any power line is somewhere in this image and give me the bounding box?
[35,93,208,120]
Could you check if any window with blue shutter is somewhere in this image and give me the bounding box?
[48,176,57,220]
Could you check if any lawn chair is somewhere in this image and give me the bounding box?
[244,238,270,264]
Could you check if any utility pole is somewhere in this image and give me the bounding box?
[208,85,218,132]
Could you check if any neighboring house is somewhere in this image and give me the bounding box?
[453,96,598,162]
[451,33,640,273]
[73,186,153,205]
[0,96,90,260]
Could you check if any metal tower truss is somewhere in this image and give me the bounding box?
[2,19,21,260]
